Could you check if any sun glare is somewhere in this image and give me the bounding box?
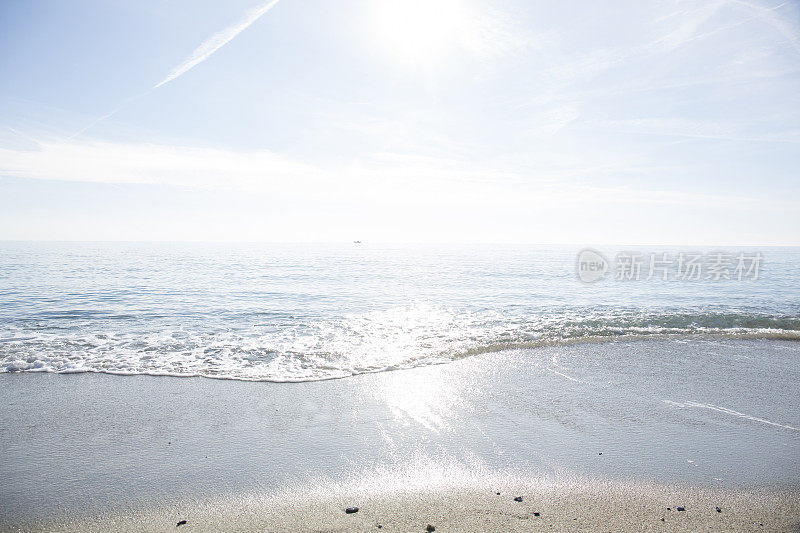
[371,0,468,68]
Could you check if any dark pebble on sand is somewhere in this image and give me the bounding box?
[514,496,523,502]
[677,506,685,512]
[346,507,359,514]
[176,520,187,527]
[496,492,501,495]
[426,525,436,532]
[598,452,602,455]
[533,512,540,517]
[716,507,722,513]
[667,507,671,511]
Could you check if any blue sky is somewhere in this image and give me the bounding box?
[1,0,798,243]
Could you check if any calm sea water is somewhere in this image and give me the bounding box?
[1,242,799,381]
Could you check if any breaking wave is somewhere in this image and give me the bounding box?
[2,307,798,382]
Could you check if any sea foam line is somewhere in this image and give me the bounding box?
[545,367,585,383]
[664,400,799,431]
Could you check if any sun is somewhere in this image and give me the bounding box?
[370,0,468,69]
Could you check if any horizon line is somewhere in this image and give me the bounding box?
[0,239,798,247]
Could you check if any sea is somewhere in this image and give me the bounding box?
[1,241,798,382]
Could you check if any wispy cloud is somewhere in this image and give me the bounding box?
[592,117,800,143]
[652,0,726,52]
[69,0,280,138]
[155,0,280,89]
[2,137,796,244]
[728,0,800,56]
[0,139,315,192]
[0,138,771,207]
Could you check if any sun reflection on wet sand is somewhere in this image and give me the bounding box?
[366,364,474,433]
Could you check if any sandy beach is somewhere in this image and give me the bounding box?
[38,475,800,532]
[2,338,798,531]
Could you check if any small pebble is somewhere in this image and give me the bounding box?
[716,507,722,513]
[598,452,602,455]
[667,507,671,511]
[660,518,665,522]
[513,496,523,502]
[345,507,359,514]
[533,512,540,517]
[426,525,436,532]
[496,492,501,495]
[677,506,686,512]
[176,520,187,527]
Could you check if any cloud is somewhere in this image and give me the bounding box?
[68,0,281,138]
[457,4,535,61]
[728,0,800,56]
[2,138,795,244]
[155,0,281,88]
[0,139,318,192]
[651,0,727,52]
[0,137,772,208]
[594,118,800,143]
[0,137,581,207]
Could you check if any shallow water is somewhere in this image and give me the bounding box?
[1,242,798,381]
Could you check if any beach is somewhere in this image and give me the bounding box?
[3,0,800,527]
[36,475,800,532]
[2,338,798,531]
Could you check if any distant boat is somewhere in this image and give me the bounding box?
[353,240,362,244]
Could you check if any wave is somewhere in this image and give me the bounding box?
[1,308,799,382]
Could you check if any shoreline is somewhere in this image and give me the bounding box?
[4,331,799,384]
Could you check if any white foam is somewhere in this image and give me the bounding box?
[2,306,800,382]
[664,400,800,432]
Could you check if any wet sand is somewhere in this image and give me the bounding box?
[1,338,798,530]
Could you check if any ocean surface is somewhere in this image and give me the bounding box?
[1,242,799,382]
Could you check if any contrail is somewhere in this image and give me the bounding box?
[68,91,150,139]
[155,0,280,88]
[70,0,280,138]
[7,127,41,145]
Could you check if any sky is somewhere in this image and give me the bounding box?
[0,0,799,244]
